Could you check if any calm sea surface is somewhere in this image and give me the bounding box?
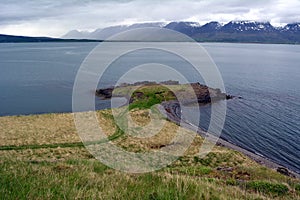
[0,42,299,173]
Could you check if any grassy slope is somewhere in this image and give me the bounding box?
[1,85,300,199]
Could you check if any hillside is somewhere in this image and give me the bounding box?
[1,84,299,199]
[0,34,101,43]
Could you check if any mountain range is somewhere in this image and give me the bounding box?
[1,21,299,44]
[62,20,300,44]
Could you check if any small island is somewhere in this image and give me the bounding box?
[96,81,234,108]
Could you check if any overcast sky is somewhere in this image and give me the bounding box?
[0,0,299,37]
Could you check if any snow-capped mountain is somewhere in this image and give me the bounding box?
[282,23,300,33]
[61,21,300,44]
[221,21,275,33]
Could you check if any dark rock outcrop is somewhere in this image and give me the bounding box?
[277,167,295,177]
[95,87,114,99]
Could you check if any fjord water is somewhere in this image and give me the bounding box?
[188,43,300,174]
[0,42,299,173]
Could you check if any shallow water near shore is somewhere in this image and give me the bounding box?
[0,42,299,173]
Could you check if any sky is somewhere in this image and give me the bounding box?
[0,0,300,37]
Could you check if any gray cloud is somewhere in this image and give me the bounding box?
[0,0,299,37]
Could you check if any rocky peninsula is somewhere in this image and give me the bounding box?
[96,81,298,178]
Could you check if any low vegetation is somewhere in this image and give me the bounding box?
[245,181,289,196]
[295,184,300,194]
[0,85,299,199]
[112,84,179,110]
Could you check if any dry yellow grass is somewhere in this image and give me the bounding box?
[0,109,291,171]
[0,113,80,146]
[1,109,299,199]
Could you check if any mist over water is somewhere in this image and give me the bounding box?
[0,42,299,173]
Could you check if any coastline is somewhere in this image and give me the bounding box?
[159,100,300,179]
[2,101,298,179]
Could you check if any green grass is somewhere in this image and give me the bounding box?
[0,142,84,151]
[0,85,300,199]
[295,183,300,193]
[245,181,289,196]
[170,166,213,176]
[127,86,176,110]
[1,157,297,199]
[0,158,280,200]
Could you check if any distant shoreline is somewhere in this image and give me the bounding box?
[1,33,300,45]
[0,40,299,45]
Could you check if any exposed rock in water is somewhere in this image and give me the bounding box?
[187,82,234,104]
[95,87,114,99]
[277,167,295,177]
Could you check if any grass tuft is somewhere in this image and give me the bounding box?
[245,180,289,196]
